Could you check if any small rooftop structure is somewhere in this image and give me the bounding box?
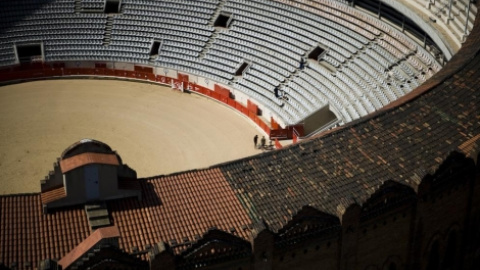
[40,139,141,213]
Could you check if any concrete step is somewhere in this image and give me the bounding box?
[87,209,109,220]
[85,202,111,230]
[90,218,111,230]
[85,203,105,211]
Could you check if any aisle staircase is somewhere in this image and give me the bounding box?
[103,16,114,46]
[74,0,82,13]
[85,202,111,230]
[209,0,228,26]
[199,32,218,59]
[199,0,228,59]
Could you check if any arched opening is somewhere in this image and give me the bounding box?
[426,240,440,270]
[388,262,397,270]
[442,231,457,270]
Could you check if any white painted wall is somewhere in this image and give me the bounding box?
[113,62,134,71]
[155,67,178,79]
[379,0,454,59]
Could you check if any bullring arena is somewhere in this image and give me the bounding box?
[0,0,480,270]
[0,79,262,195]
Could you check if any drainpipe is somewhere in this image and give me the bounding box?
[463,0,473,40]
[447,0,454,24]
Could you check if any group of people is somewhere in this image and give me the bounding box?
[253,135,269,150]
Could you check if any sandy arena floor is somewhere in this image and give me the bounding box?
[0,79,265,195]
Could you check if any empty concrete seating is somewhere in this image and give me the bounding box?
[0,0,445,126]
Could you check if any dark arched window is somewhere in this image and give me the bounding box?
[426,240,440,270]
[442,231,457,269]
[388,262,397,270]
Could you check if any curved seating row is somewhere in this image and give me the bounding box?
[0,0,442,127]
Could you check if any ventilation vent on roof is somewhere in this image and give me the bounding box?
[104,0,121,14]
[15,43,43,63]
[308,45,327,61]
[235,61,251,77]
[214,12,233,28]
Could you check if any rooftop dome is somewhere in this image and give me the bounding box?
[61,139,114,159]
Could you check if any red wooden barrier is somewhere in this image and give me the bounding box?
[275,139,282,149]
[211,91,220,100]
[0,63,274,137]
[134,66,153,73]
[247,100,258,114]
[271,117,280,129]
[52,63,65,68]
[214,84,230,98]
[219,96,229,104]
[146,73,155,81]
[235,102,243,111]
[178,73,189,82]
[270,129,289,139]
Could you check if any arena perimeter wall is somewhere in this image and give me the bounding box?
[0,62,290,138]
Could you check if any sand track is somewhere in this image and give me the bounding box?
[0,79,263,195]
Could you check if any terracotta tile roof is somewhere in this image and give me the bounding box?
[458,133,480,158]
[0,194,91,269]
[40,185,66,204]
[108,167,253,255]
[59,152,119,173]
[58,226,120,269]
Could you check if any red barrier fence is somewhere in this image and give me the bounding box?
[214,84,231,98]
[247,99,258,114]
[270,129,289,139]
[0,62,307,139]
[274,139,283,149]
[271,117,280,130]
[270,124,304,140]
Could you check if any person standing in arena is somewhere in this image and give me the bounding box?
[254,135,259,148]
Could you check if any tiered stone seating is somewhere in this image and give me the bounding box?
[0,0,442,127]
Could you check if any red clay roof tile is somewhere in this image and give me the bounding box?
[58,226,120,269]
[108,167,253,255]
[40,186,66,204]
[59,152,119,173]
[0,195,90,269]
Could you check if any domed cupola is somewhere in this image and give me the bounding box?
[40,139,141,213]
